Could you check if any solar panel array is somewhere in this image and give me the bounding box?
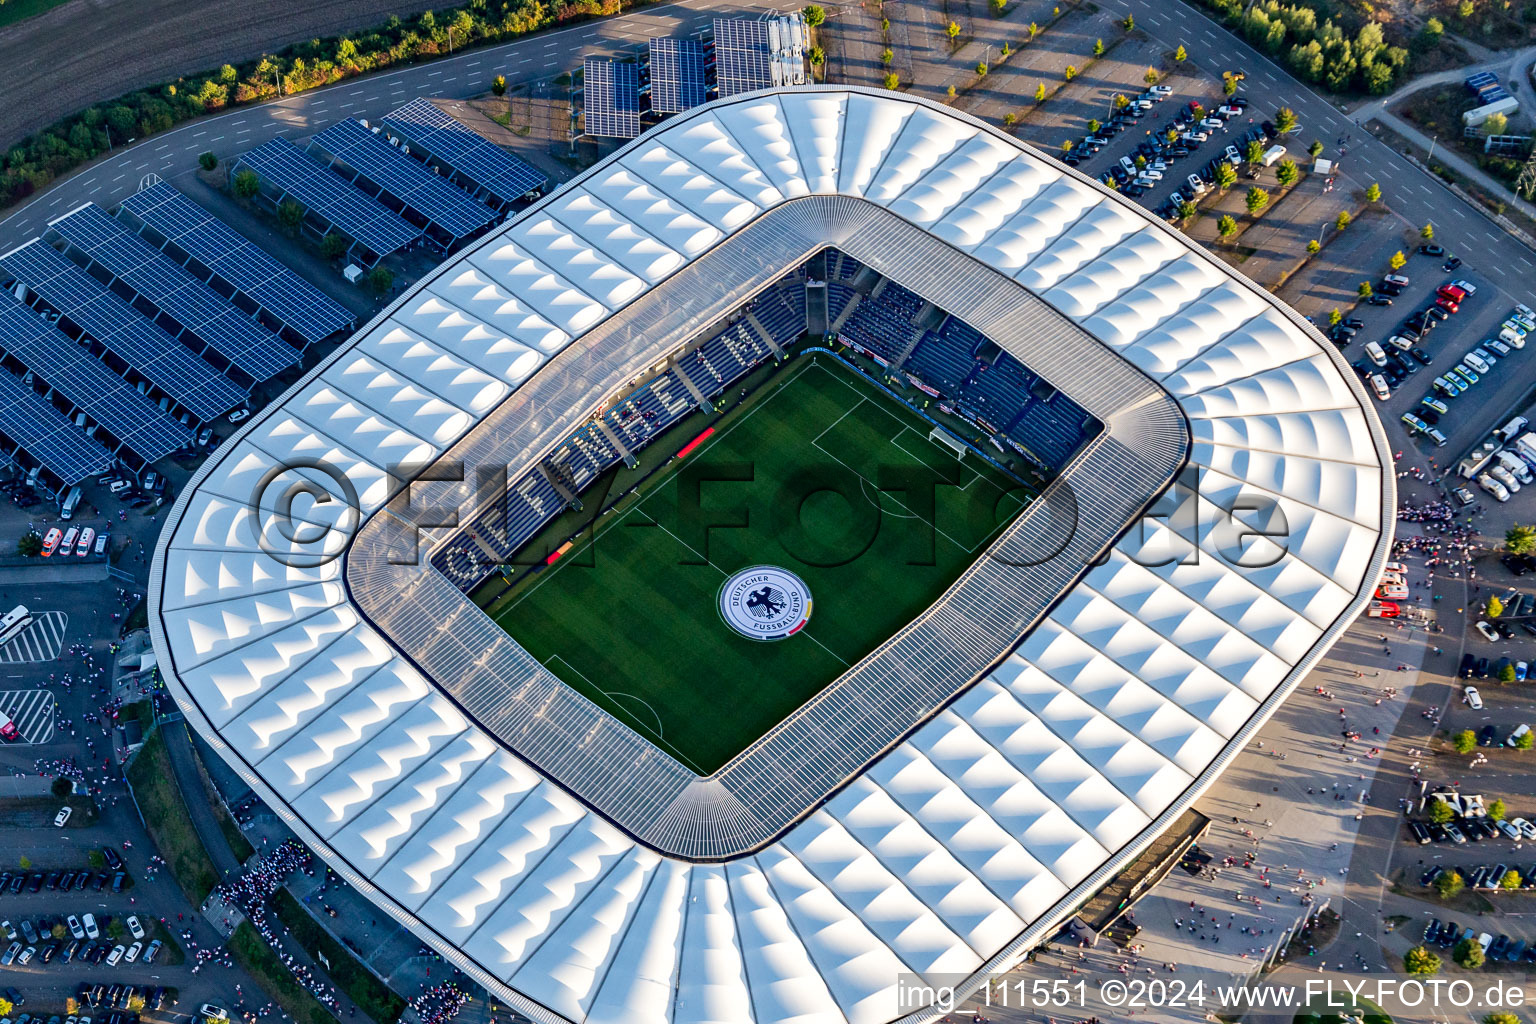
[649,38,708,114]
[584,59,642,139]
[310,119,499,240]
[118,182,353,346]
[713,19,775,97]
[0,286,191,460]
[0,364,113,485]
[235,138,420,260]
[380,100,546,207]
[0,241,244,422]
[50,204,298,383]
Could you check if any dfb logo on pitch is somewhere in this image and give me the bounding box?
[719,566,812,641]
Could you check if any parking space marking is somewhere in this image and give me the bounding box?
[0,611,67,663]
[0,689,55,743]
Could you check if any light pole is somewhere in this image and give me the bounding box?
[1427,133,1438,163]
[448,27,455,54]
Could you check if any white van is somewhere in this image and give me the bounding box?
[59,485,80,520]
[1363,340,1388,366]
[1384,273,1411,287]
[1497,451,1534,484]
[1501,325,1527,348]
[1463,351,1491,374]
[1261,144,1287,166]
[1507,724,1531,747]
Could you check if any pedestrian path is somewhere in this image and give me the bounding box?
[0,688,54,742]
[0,610,67,662]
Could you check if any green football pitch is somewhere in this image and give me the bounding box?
[492,356,1032,775]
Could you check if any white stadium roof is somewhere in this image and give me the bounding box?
[150,88,1392,1024]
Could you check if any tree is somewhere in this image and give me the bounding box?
[1422,222,1435,240]
[1336,210,1352,231]
[803,4,826,27]
[1518,731,1535,750]
[990,0,1006,15]
[1509,525,1536,557]
[1389,250,1407,271]
[1001,42,1012,58]
[367,266,394,295]
[1123,14,1134,30]
[1093,38,1105,57]
[491,74,506,96]
[233,169,261,199]
[1430,800,1456,824]
[1491,798,1508,820]
[1215,162,1237,190]
[1238,141,1259,167]
[1490,595,1505,618]
[1166,128,1180,145]
[16,855,28,870]
[1422,17,1445,45]
[1113,93,1129,111]
[0,999,11,1017]
[1035,82,1047,103]
[16,531,41,557]
[1454,729,1478,754]
[1275,107,1298,134]
[320,233,348,261]
[947,85,957,99]
[881,48,894,65]
[1223,71,1240,96]
[1434,867,1463,898]
[885,71,901,88]
[1063,64,1077,80]
[1503,869,1523,890]
[198,152,218,171]
[947,20,961,40]
[1177,200,1197,220]
[1309,139,1325,159]
[277,199,304,232]
[1145,67,1161,85]
[1404,945,1442,975]
[1365,182,1382,203]
[1245,186,1271,214]
[1454,936,1485,969]
[1276,160,1299,187]
[1028,21,1040,40]
[975,62,988,77]
[1459,0,1476,18]
[1003,113,1018,129]
[1358,281,1373,298]
[1328,309,1343,327]
[1306,239,1321,254]
[1174,44,1187,62]
[1485,112,1509,136]
[1501,663,1518,683]
[1217,215,1238,240]
[1487,1016,1523,1024]
[50,775,71,798]
[809,46,826,66]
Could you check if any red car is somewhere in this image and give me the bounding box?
[1437,284,1467,303]
[1435,296,1459,314]
[1367,600,1401,618]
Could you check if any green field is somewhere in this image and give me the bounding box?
[493,356,1031,774]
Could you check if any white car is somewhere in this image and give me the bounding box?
[82,913,98,940]
[1201,117,1225,131]
[53,806,70,827]
[1386,334,1414,352]
[1139,169,1163,181]
[126,915,145,940]
[1450,278,1478,296]
[1464,687,1482,709]
[1499,819,1521,840]
[67,915,83,940]
[1369,374,1390,401]
[1464,351,1491,374]
[1512,817,1536,840]
[1149,84,1173,96]
[0,921,14,941]
[1476,620,1500,642]
[1363,340,1388,366]
[1186,174,1208,194]
[228,408,250,423]
[123,941,142,963]
[1183,129,1209,142]
[106,944,124,967]
[201,1006,229,1021]
[1480,473,1511,501]
[1490,464,1521,492]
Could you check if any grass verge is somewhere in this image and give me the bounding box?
[0,0,71,29]
[269,888,406,1024]
[229,921,336,1024]
[125,727,219,904]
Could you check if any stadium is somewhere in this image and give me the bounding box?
[149,87,1393,1024]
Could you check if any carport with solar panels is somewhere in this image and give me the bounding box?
[231,137,421,268]
[45,203,300,391]
[583,59,643,139]
[117,181,354,349]
[0,240,245,427]
[380,100,547,215]
[306,118,500,250]
[0,284,191,478]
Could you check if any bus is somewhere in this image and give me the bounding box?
[0,605,32,647]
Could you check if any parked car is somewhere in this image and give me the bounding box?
[1466,686,1484,709]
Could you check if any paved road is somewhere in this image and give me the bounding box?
[0,0,793,250]
[0,611,69,664]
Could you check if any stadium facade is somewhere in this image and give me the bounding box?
[149,88,1393,1024]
